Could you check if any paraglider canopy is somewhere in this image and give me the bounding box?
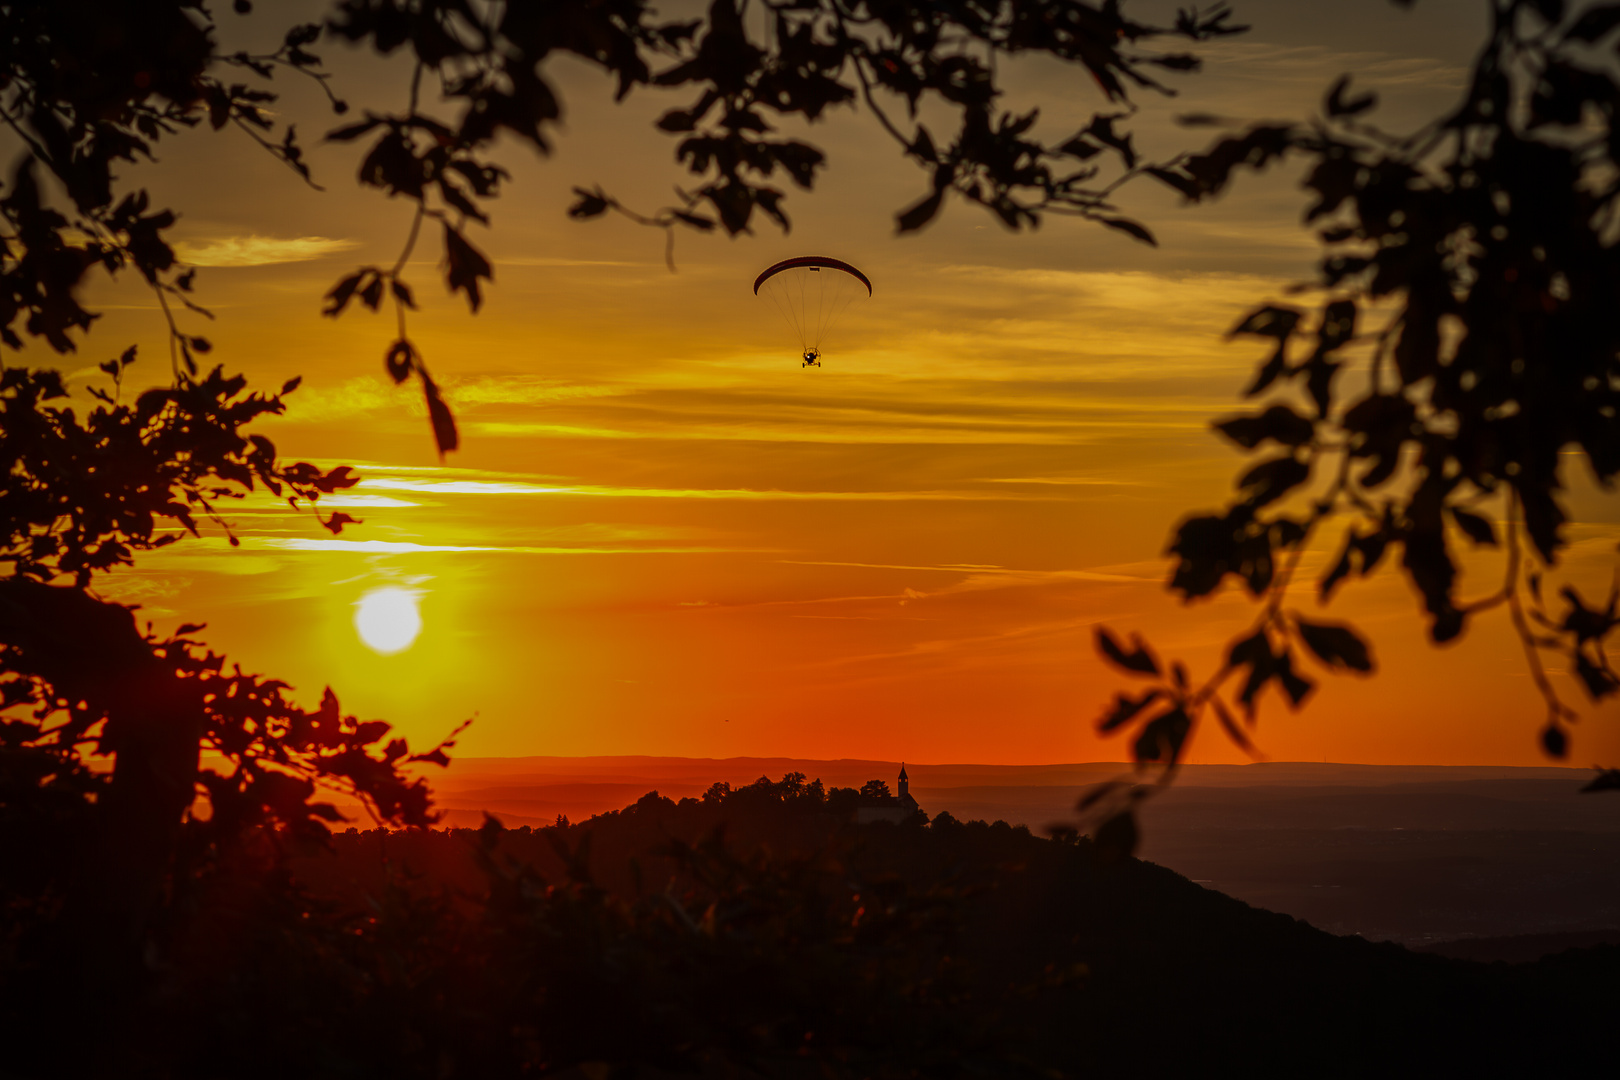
[752,256,872,296]
[754,256,871,367]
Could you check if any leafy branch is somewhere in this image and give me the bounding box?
[1084,0,1620,853]
[319,0,1247,453]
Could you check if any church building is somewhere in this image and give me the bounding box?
[854,763,922,824]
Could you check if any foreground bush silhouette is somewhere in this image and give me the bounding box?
[7,811,1022,1077]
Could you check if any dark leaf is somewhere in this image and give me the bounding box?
[1097,688,1163,733]
[1449,507,1498,547]
[896,189,945,233]
[1133,706,1192,765]
[385,340,415,384]
[1146,165,1203,199]
[1519,484,1567,563]
[1096,627,1161,676]
[1542,723,1568,759]
[1213,404,1315,449]
[567,186,610,219]
[909,126,938,163]
[1238,455,1311,508]
[1325,74,1377,117]
[443,225,493,312]
[656,108,697,132]
[1573,652,1620,700]
[1581,768,1620,793]
[421,371,459,458]
[1402,529,1463,642]
[359,274,384,311]
[1274,649,1315,707]
[325,116,385,142]
[1097,217,1157,246]
[323,272,364,317]
[1228,629,1274,710]
[1229,306,1300,341]
[1208,695,1255,754]
[1243,342,1290,397]
[672,210,715,231]
[1294,617,1374,673]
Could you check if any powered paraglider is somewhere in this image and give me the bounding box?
[754,256,871,368]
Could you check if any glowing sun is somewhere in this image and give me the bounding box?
[354,587,422,655]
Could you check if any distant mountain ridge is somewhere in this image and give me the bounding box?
[435,754,1590,786]
[416,755,1596,830]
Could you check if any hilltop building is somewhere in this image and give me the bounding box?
[854,763,922,824]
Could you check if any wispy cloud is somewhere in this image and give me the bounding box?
[977,476,1142,486]
[779,561,1151,583]
[1198,41,1469,91]
[358,478,1070,502]
[255,538,499,554]
[463,407,1209,446]
[492,256,646,268]
[789,617,1100,685]
[174,235,361,267]
[245,537,770,556]
[670,562,1154,613]
[274,377,623,425]
[311,493,420,509]
[441,378,624,408]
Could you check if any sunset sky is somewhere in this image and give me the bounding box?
[48,0,1620,768]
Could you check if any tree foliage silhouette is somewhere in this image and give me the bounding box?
[1088,0,1620,852]
[0,0,1244,1071]
[861,778,895,799]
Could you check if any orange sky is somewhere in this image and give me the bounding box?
[35,0,1620,767]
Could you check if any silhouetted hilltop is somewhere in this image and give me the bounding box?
[399,757,1619,950]
[292,773,1618,1076]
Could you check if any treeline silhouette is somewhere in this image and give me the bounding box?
[9,771,1614,1077]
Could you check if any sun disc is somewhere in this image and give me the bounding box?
[354,587,422,655]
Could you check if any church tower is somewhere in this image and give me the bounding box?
[854,763,921,823]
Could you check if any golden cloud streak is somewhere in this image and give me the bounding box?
[174,235,361,267]
[248,538,771,556]
[358,478,1070,501]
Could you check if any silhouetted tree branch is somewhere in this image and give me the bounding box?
[1088,0,1620,855]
